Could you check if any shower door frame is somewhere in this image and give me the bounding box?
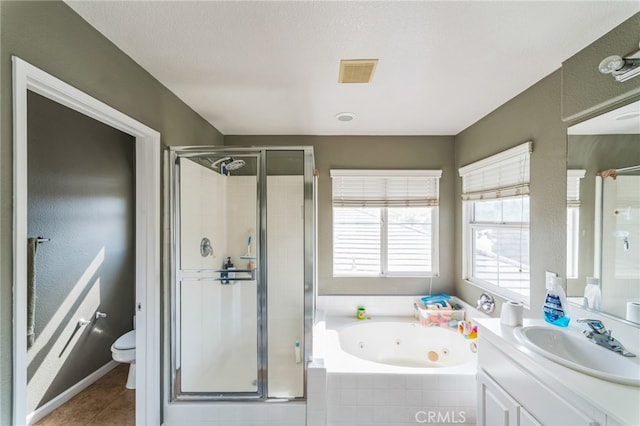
[166,146,315,403]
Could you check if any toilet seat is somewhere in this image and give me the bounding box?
[111,330,136,364]
[111,329,136,389]
[113,330,135,350]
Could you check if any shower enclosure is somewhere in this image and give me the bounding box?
[167,146,316,402]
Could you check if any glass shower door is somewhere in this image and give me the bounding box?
[168,146,315,407]
[175,153,261,397]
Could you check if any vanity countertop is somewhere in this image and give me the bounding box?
[474,318,640,426]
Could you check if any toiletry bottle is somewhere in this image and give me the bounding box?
[583,277,602,310]
[543,276,570,327]
[221,258,229,284]
[294,340,301,364]
[226,257,235,280]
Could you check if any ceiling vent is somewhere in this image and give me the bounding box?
[339,59,378,83]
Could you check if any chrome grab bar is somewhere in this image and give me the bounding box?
[180,268,256,283]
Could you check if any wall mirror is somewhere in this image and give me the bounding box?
[567,99,640,325]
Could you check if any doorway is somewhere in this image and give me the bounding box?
[12,57,160,425]
[26,89,135,419]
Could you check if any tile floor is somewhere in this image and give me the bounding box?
[35,363,134,426]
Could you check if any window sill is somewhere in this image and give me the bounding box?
[333,274,438,279]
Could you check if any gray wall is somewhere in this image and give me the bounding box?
[562,13,640,122]
[27,91,135,411]
[1,1,223,422]
[454,12,640,317]
[454,71,568,317]
[226,135,456,296]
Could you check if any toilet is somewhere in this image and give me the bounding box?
[111,329,136,389]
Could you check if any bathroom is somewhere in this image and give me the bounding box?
[2,2,640,426]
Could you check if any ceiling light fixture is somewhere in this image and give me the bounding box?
[336,112,356,122]
[599,42,640,82]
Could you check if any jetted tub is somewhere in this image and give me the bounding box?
[318,315,478,425]
[322,315,477,373]
[338,320,476,369]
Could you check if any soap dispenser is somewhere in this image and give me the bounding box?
[221,258,229,284]
[226,257,235,280]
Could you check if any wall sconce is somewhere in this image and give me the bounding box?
[599,42,640,82]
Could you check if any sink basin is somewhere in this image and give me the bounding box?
[514,326,640,386]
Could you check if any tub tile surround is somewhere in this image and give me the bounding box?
[307,359,328,426]
[311,295,483,426]
[325,373,476,426]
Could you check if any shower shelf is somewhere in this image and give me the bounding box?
[180,268,256,282]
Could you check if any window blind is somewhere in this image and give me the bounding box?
[567,169,586,207]
[459,142,532,201]
[330,170,442,208]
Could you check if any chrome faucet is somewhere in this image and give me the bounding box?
[577,318,636,357]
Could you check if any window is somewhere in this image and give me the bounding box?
[567,170,585,279]
[459,142,532,302]
[331,170,441,277]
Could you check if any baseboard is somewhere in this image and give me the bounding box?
[27,360,119,425]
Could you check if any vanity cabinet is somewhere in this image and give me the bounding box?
[478,370,540,426]
[478,334,607,426]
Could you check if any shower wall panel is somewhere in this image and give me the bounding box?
[267,176,305,398]
[179,159,227,270]
[180,167,259,393]
[227,177,258,269]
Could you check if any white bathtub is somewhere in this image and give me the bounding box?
[322,315,477,374]
[315,315,478,426]
[338,320,476,368]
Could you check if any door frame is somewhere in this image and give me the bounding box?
[12,57,161,425]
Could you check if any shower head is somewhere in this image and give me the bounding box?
[210,157,246,173]
[225,158,246,171]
